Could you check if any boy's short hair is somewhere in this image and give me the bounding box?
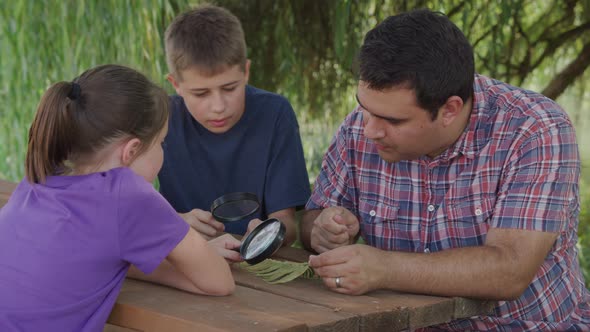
[165,4,247,79]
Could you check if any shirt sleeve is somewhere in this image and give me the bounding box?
[264,101,311,214]
[492,122,580,233]
[306,114,356,212]
[117,188,190,274]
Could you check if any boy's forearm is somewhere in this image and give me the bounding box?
[300,209,321,252]
[269,207,297,246]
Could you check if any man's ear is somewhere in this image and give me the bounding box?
[167,73,181,95]
[439,96,464,127]
[121,138,142,166]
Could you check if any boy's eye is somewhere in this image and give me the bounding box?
[223,86,237,92]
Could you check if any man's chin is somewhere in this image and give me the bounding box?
[377,151,412,163]
[377,151,398,163]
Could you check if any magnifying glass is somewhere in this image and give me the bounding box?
[210,192,260,223]
[210,192,286,264]
[237,218,286,265]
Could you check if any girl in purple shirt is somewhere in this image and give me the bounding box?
[0,64,240,331]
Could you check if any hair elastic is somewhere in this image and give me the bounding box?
[68,82,81,100]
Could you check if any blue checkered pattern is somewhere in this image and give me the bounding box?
[307,75,589,331]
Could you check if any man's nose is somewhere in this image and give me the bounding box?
[363,114,385,140]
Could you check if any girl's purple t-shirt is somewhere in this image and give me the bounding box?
[0,167,190,331]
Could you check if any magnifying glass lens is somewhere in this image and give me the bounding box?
[210,192,260,223]
[243,221,282,260]
[215,200,259,220]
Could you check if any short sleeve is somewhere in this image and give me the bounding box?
[264,101,311,213]
[492,123,580,232]
[117,188,190,274]
[306,116,356,212]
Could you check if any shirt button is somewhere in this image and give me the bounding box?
[427,204,435,212]
[475,208,482,216]
[369,210,376,217]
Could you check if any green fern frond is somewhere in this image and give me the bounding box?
[238,259,319,284]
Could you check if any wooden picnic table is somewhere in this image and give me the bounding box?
[0,179,494,331]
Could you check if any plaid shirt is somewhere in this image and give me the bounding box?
[307,75,589,331]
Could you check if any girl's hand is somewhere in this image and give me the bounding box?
[208,233,243,262]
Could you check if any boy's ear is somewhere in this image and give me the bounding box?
[244,60,251,84]
[121,138,142,166]
[167,74,181,95]
[439,96,464,127]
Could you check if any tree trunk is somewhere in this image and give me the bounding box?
[542,42,590,100]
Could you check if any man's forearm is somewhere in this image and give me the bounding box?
[378,245,536,300]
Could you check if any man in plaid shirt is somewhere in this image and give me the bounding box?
[302,9,590,331]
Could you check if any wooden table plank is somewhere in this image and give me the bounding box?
[452,297,495,320]
[273,243,497,329]
[110,279,357,332]
[103,324,140,332]
[109,301,231,332]
[233,265,459,331]
[273,245,312,263]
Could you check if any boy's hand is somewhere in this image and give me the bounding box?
[179,209,225,240]
[208,234,243,262]
[244,218,264,238]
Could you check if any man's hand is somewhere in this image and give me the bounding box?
[308,244,385,295]
[179,209,225,240]
[310,207,360,253]
[208,233,243,262]
[310,228,559,299]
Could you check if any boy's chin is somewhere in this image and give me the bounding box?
[205,125,233,134]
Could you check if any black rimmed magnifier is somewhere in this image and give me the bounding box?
[210,192,260,223]
[210,192,286,265]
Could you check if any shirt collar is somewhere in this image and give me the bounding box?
[436,74,489,162]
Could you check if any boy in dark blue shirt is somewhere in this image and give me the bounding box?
[159,4,310,245]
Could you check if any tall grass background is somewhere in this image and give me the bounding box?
[0,1,175,179]
[1,1,589,284]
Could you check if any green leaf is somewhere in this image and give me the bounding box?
[239,259,319,284]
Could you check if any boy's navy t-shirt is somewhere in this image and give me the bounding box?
[158,85,311,235]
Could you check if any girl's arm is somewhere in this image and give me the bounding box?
[127,229,236,296]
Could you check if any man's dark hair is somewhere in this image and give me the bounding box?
[358,9,474,119]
